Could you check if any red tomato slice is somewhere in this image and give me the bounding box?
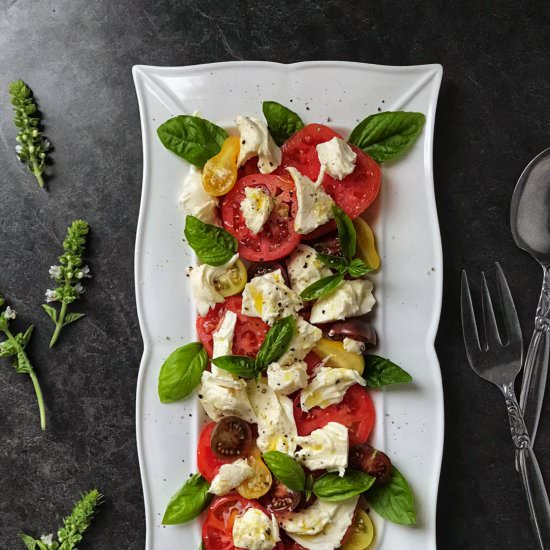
[196,296,269,358]
[221,173,302,262]
[293,384,376,447]
[197,422,236,482]
[279,124,381,219]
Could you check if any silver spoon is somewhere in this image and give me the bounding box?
[510,147,550,456]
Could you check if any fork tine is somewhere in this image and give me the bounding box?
[460,270,482,360]
[481,271,502,346]
[494,262,523,348]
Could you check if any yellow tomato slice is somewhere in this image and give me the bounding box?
[353,218,380,271]
[202,136,240,197]
[342,509,375,550]
[313,338,365,375]
[237,448,272,499]
[213,259,247,297]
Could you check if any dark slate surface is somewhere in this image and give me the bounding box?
[0,1,549,549]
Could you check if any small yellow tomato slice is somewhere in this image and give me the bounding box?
[202,136,240,197]
[237,448,272,499]
[213,259,247,297]
[313,338,365,375]
[342,509,375,550]
[353,218,380,271]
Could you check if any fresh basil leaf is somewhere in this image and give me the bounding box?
[263,451,306,492]
[162,474,212,525]
[184,216,237,266]
[300,273,344,302]
[349,111,426,164]
[333,206,356,261]
[42,304,57,323]
[313,469,376,502]
[63,312,86,327]
[348,258,373,278]
[17,326,34,349]
[304,473,314,501]
[211,355,257,378]
[367,467,416,525]
[0,340,17,359]
[262,101,304,146]
[255,316,295,370]
[316,252,348,273]
[364,355,412,388]
[19,533,47,550]
[158,342,207,403]
[157,115,227,167]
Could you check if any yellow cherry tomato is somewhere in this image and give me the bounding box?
[342,509,375,550]
[353,218,380,271]
[213,259,247,297]
[202,136,240,197]
[313,338,365,375]
[237,448,272,499]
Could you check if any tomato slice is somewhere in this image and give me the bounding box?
[293,384,375,447]
[279,124,381,219]
[196,296,269,358]
[221,173,302,261]
[197,422,236,482]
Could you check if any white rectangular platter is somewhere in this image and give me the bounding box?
[133,61,443,550]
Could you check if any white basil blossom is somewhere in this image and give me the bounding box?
[3,306,16,320]
[40,534,54,545]
[45,289,57,303]
[49,265,62,279]
[74,283,85,295]
[76,265,91,279]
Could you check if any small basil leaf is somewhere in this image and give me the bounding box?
[17,325,34,349]
[349,111,426,164]
[211,355,257,378]
[157,115,227,167]
[313,469,376,502]
[262,101,305,146]
[158,342,207,403]
[363,355,413,388]
[304,473,314,501]
[19,533,46,550]
[333,206,356,261]
[162,474,212,525]
[42,304,57,323]
[348,258,373,278]
[263,451,306,492]
[184,216,237,266]
[300,273,344,302]
[367,467,416,525]
[63,312,86,327]
[255,316,295,370]
[316,252,348,273]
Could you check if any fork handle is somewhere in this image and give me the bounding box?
[503,383,550,549]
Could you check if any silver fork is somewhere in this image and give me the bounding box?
[461,263,550,549]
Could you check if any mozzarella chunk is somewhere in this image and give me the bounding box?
[179,166,219,226]
[316,137,357,181]
[188,254,239,315]
[199,371,256,423]
[209,458,254,496]
[294,422,349,475]
[301,367,366,411]
[279,498,340,535]
[309,279,375,324]
[342,337,365,355]
[241,270,302,325]
[240,187,274,234]
[232,509,280,550]
[277,317,322,366]
[211,310,238,377]
[285,497,359,550]
[247,378,297,455]
[286,244,332,294]
[286,167,335,235]
[236,116,281,174]
[267,360,308,395]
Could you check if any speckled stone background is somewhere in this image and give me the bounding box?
[0,1,549,549]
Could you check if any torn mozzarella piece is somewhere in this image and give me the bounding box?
[232,508,280,550]
[240,187,274,234]
[179,166,219,226]
[316,137,357,181]
[209,459,254,496]
[277,317,322,367]
[287,244,332,295]
[211,310,238,378]
[267,360,308,395]
[236,116,281,174]
[342,337,365,355]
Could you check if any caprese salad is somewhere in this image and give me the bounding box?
[156,101,424,550]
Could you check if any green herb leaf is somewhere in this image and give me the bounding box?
[313,470,376,502]
[158,343,207,403]
[263,451,306,492]
[0,340,17,359]
[157,115,228,167]
[367,467,416,525]
[304,473,314,501]
[316,253,348,273]
[348,258,373,278]
[349,111,426,163]
[364,355,413,388]
[63,312,86,327]
[184,216,238,266]
[17,326,34,349]
[300,273,344,302]
[333,206,356,261]
[162,474,212,525]
[262,101,305,146]
[18,533,46,550]
[211,355,257,378]
[255,316,295,370]
[42,304,57,323]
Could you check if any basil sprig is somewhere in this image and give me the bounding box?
[262,101,304,146]
[184,216,237,266]
[349,111,425,164]
[263,451,306,492]
[367,467,416,525]
[158,342,207,403]
[162,474,212,525]
[364,355,413,388]
[313,470,376,502]
[157,115,227,167]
